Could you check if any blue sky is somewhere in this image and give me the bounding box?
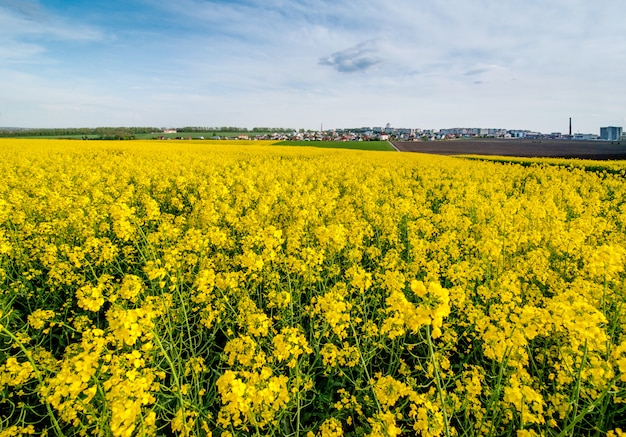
[1,0,625,133]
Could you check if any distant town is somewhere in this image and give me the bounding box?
[0,124,624,142]
[245,124,625,143]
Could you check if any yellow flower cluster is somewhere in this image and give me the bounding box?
[0,357,34,389]
[312,283,353,340]
[26,309,55,330]
[1,138,626,436]
[272,326,312,368]
[216,368,290,430]
[381,280,450,339]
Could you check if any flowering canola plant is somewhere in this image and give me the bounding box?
[1,138,626,436]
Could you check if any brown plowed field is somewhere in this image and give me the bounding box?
[392,139,626,160]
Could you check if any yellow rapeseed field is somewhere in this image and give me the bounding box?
[1,138,625,436]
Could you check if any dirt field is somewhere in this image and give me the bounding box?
[392,139,626,160]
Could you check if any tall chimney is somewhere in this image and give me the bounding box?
[569,117,572,138]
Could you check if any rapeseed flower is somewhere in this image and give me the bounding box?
[2,139,626,435]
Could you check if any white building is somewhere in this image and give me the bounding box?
[600,126,623,141]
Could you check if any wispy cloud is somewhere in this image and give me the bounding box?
[2,1,104,39]
[319,40,381,73]
[0,0,46,20]
[464,68,488,77]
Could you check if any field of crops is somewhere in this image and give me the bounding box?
[1,138,626,436]
[275,141,394,151]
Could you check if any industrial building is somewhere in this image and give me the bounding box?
[600,126,623,141]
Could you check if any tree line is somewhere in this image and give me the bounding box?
[0,127,157,138]
[0,126,300,138]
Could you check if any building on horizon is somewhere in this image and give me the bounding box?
[600,126,623,141]
[573,133,599,140]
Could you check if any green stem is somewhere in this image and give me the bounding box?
[295,359,301,437]
[151,325,188,436]
[480,346,511,437]
[555,374,621,437]
[426,325,450,437]
[0,323,64,437]
[349,320,381,414]
[567,340,588,437]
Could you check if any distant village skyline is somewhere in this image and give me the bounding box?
[2,122,624,142]
[257,123,625,142]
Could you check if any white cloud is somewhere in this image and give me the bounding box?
[1,2,104,43]
[318,40,382,73]
[0,1,107,69]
